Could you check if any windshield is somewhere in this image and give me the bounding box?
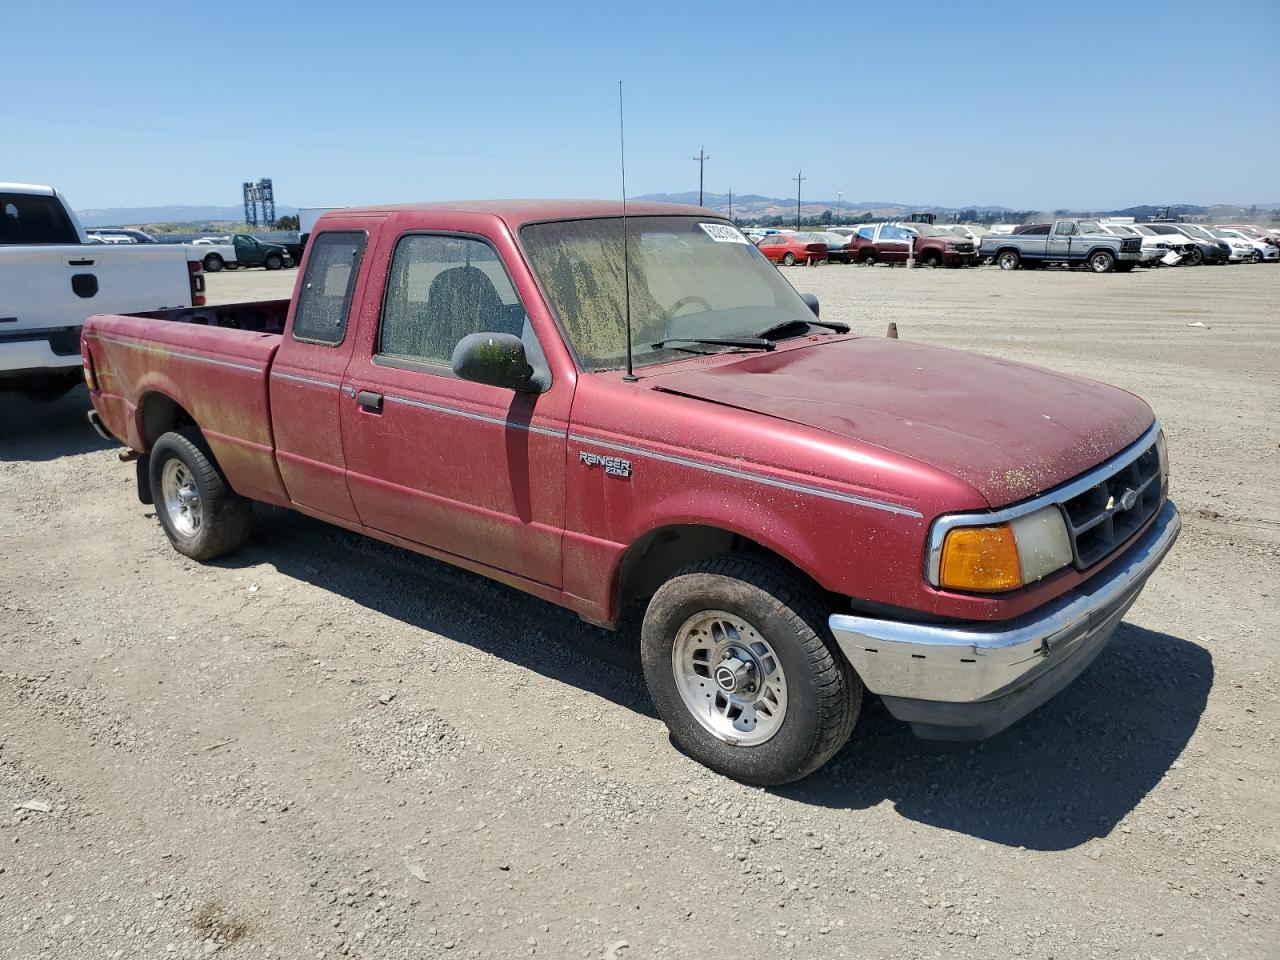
[520,216,820,371]
[909,224,949,237]
[1106,224,1137,236]
[1179,224,1212,240]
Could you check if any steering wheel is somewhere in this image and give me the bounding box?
[666,295,713,317]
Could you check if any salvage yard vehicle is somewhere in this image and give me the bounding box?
[81,200,1181,785]
[981,219,1143,273]
[1139,223,1226,265]
[1,181,204,399]
[1214,227,1278,262]
[755,231,827,265]
[1203,227,1261,263]
[191,233,293,272]
[849,222,978,267]
[816,231,856,263]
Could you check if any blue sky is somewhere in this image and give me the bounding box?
[8,0,1278,211]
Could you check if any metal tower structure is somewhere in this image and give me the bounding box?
[242,179,276,226]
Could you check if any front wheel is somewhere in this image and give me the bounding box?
[782,252,796,266]
[1251,250,1263,264]
[641,554,861,786]
[997,249,1020,271]
[921,250,942,267]
[1186,247,1204,266]
[1088,250,1116,273]
[149,428,251,561]
[264,253,284,270]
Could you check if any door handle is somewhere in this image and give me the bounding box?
[356,390,384,413]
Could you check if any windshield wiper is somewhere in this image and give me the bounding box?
[753,318,850,341]
[650,336,775,352]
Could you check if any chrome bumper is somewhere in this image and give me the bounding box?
[830,500,1180,738]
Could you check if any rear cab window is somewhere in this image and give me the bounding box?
[0,193,79,245]
[291,231,367,345]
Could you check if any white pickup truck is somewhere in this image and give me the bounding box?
[1,182,205,399]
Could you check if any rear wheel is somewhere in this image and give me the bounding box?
[641,554,861,786]
[202,253,224,273]
[149,428,251,561]
[997,249,1020,271]
[1088,250,1116,273]
[782,252,796,266]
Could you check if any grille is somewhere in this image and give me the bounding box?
[1120,238,1142,252]
[1060,440,1162,569]
[956,242,974,253]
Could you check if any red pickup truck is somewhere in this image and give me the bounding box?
[81,201,1180,785]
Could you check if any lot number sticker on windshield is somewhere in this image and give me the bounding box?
[699,223,750,244]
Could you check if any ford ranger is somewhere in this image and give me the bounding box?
[81,201,1180,785]
[2,182,205,399]
[981,219,1144,273]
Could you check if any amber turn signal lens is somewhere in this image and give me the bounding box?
[939,525,1023,592]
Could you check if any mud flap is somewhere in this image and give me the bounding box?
[136,454,153,505]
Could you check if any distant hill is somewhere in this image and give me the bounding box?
[75,204,299,227]
[635,192,1012,220]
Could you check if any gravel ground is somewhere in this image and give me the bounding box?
[1,262,1276,959]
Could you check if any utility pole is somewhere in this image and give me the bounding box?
[836,191,843,224]
[728,189,733,221]
[693,147,709,206]
[793,170,806,229]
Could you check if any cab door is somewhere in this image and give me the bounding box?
[269,222,374,522]
[1047,221,1075,259]
[877,224,911,263]
[339,228,568,587]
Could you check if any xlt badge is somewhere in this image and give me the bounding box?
[579,450,632,479]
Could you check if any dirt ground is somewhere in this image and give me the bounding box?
[1,262,1276,960]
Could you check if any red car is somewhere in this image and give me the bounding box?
[755,232,827,265]
[82,200,1179,785]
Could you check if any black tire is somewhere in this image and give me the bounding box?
[1251,250,1263,264]
[997,249,1020,271]
[264,253,284,270]
[149,428,251,561]
[202,253,224,273]
[921,249,942,267]
[1088,250,1116,273]
[860,251,877,266]
[782,252,796,266]
[640,553,862,786]
[1186,247,1204,266]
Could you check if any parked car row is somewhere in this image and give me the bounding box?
[747,219,1278,272]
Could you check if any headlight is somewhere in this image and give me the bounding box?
[1156,429,1169,483]
[934,505,1072,593]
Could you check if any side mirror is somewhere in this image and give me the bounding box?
[800,293,820,317]
[451,332,543,393]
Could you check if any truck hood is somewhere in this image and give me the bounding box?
[649,337,1154,508]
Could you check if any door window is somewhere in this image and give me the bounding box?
[291,231,367,345]
[880,225,911,241]
[378,234,529,366]
[1053,222,1076,236]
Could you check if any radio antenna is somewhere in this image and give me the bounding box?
[619,81,637,383]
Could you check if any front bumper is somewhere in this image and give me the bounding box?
[830,500,1181,740]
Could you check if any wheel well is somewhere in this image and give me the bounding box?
[139,393,196,449]
[615,524,823,616]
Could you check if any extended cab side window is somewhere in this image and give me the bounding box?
[291,231,367,345]
[378,234,531,367]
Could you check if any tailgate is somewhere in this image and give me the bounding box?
[85,314,287,504]
[0,244,193,335]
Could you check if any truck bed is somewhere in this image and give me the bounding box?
[83,299,293,505]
